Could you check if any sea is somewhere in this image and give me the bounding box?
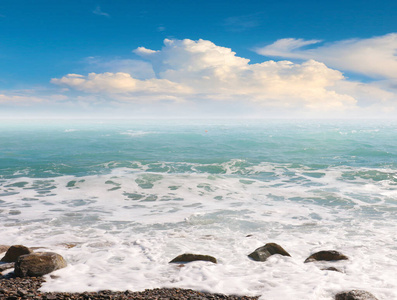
[0,119,396,299]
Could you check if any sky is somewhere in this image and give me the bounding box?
[1,0,397,119]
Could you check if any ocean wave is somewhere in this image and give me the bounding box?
[120,130,156,137]
[1,162,397,298]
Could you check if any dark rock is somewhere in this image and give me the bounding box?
[321,266,342,272]
[0,245,32,263]
[304,250,348,263]
[335,290,378,300]
[248,243,291,262]
[14,252,67,277]
[17,289,27,296]
[169,253,217,264]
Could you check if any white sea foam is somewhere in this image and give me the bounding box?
[0,163,396,299]
[120,130,155,137]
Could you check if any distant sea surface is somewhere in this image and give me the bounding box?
[1,119,396,299]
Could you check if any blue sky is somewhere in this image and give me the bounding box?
[1,0,397,118]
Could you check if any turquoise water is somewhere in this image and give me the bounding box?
[2,119,396,177]
[1,119,397,299]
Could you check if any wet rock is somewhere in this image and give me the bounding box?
[248,243,291,262]
[0,245,32,263]
[169,253,217,264]
[335,290,378,300]
[17,288,27,296]
[321,266,342,272]
[304,250,348,263]
[14,252,67,277]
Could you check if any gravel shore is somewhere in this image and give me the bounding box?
[0,274,260,300]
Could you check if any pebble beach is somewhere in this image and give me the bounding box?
[0,275,259,300]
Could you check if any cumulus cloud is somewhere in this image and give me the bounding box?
[255,33,397,80]
[85,57,155,80]
[51,72,191,98]
[132,38,356,110]
[49,38,397,116]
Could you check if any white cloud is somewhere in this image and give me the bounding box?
[0,92,70,118]
[51,72,191,97]
[0,93,68,104]
[132,38,356,111]
[85,57,155,80]
[256,38,321,57]
[0,94,45,104]
[48,38,397,116]
[134,47,158,55]
[93,6,110,17]
[255,33,397,80]
[157,26,166,32]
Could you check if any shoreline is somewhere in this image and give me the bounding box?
[0,275,260,300]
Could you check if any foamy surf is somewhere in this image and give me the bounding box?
[0,119,396,299]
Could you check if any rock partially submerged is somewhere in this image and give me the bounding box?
[14,252,67,277]
[335,290,378,300]
[0,245,32,263]
[169,253,217,264]
[321,266,342,272]
[248,243,291,262]
[304,250,348,263]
